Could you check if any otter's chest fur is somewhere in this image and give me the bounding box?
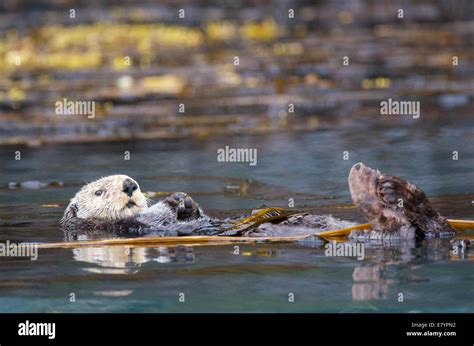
[62,201,211,241]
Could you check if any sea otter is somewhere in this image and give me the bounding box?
[348,162,456,239]
[60,175,208,240]
[62,165,457,241]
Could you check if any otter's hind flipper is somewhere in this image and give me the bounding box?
[376,175,455,235]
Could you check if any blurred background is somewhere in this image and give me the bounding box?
[0,0,472,144]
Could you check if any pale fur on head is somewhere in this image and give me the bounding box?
[64,175,148,221]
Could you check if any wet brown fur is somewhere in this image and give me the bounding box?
[349,162,456,237]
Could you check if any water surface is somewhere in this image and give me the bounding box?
[1,120,473,313]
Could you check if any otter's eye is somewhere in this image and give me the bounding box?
[94,190,103,196]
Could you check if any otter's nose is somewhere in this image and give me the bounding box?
[122,179,138,197]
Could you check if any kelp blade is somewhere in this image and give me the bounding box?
[35,217,474,249]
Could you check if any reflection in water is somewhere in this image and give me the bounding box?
[352,265,390,300]
[0,233,471,312]
[70,236,471,303]
[350,238,469,301]
[72,244,284,273]
[351,240,415,301]
[73,245,196,274]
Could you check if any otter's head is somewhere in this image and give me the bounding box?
[348,162,381,205]
[62,175,148,222]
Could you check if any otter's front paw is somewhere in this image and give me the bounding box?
[164,192,201,221]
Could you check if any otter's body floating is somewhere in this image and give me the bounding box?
[40,219,474,249]
[60,164,468,242]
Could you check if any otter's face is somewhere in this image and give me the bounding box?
[66,175,147,221]
[348,162,380,205]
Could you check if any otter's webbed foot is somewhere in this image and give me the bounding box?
[164,192,202,221]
